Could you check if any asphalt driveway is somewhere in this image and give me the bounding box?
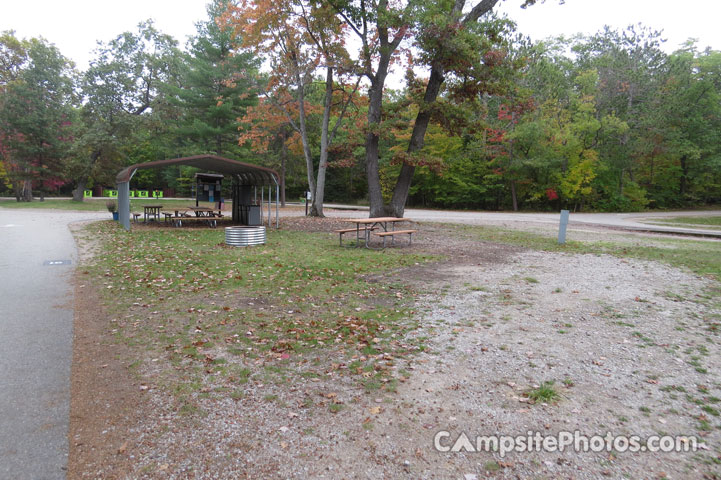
[0,209,106,479]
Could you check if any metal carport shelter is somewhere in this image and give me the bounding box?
[115,154,280,230]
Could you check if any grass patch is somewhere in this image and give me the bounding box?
[82,220,436,413]
[525,381,559,403]
[645,216,721,227]
[456,223,721,281]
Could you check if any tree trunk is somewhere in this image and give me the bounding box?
[22,178,33,202]
[388,68,445,217]
[280,139,287,207]
[510,180,518,211]
[13,181,22,202]
[294,58,316,202]
[310,67,334,217]
[72,152,100,203]
[72,179,86,202]
[679,155,688,197]
[386,163,415,217]
[365,69,387,217]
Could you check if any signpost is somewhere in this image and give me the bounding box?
[558,209,570,244]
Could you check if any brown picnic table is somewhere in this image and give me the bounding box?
[143,205,163,222]
[336,217,417,248]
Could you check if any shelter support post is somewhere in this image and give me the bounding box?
[267,186,271,226]
[231,180,239,223]
[117,181,130,230]
[275,183,279,229]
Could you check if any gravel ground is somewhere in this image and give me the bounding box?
[68,218,721,479]
[391,250,721,479]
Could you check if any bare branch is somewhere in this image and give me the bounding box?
[462,0,500,25]
[329,75,362,145]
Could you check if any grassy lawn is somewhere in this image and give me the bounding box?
[641,215,721,230]
[651,215,721,226]
[0,198,221,212]
[84,221,435,409]
[454,223,721,281]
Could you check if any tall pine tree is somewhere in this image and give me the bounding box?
[169,0,259,158]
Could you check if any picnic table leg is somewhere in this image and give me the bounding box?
[367,223,378,248]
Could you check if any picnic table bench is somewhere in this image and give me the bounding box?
[373,229,418,247]
[334,227,377,246]
[170,216,218,228]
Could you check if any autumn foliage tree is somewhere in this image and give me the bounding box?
[326,0,531,216]
[224,0,360,216]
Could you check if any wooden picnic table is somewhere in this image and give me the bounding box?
[143,205,163,222]
[186,206,222,217]
[338,217,415,248]
[172,207,191,217]
[159,206,221,227]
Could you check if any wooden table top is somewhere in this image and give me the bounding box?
[346,217,411,224]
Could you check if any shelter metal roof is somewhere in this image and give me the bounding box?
[116,155,279,186]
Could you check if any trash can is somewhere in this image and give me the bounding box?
[247,205,261,226]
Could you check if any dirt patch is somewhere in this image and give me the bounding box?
[67,223,149,479]
[67,272,147,478]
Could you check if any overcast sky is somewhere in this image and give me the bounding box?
[1,0,718,71]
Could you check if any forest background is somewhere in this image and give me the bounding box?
[1,0,720,215]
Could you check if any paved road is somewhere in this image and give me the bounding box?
[0,209,106,480]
